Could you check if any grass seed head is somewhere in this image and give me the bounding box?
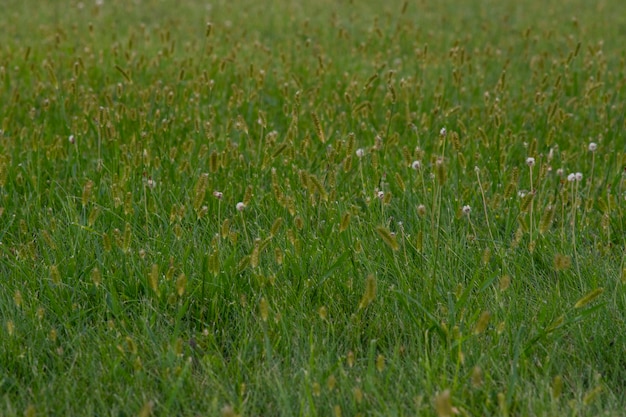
[358,274,377,309]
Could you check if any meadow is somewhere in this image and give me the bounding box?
[1,0,626,415]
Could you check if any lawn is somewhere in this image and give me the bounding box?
[1,0,626,415]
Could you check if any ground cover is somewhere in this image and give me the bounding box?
[1,0,625,415]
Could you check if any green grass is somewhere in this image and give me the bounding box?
[1,0,626,415]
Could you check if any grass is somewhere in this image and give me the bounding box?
[1,0,626,415]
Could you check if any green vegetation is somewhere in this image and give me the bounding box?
[1,0,626,415]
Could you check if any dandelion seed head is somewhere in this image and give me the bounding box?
[411,160,421,170]
[213,191,223,199]
[236,202,245,212]
[440,127,447,137]
[356,148,365,158]
[68,135,75,144]
[526,157,535,167]
[575,172,583,181]
[567,173,576,182]
[376,190,384,200]
[462,205,471,215]
[588,142,597,152]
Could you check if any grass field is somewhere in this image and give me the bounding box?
[1,0,626,415]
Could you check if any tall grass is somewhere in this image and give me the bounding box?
[1,0,625,415]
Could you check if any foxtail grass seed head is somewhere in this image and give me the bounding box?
[434,389,457,417]
[499,275,511,291]
[554,254,572,271]
[376,225,399,251]
[149,264,159,294]
[474,311,491,334]
[82,180,94,207]
[176,273,187,296]
[574,288,604,309]
[358,274,377,309]
[552,375,563,399]
[471,366,483,388]
[259,297,269,322]
[340,212,351,232]
[436,158,447,185]
[50,265,61,284]
[13,290,22,308]
[91,267,102,287]
[376,354,385,372]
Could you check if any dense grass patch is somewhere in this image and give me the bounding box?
[1,0,626,415]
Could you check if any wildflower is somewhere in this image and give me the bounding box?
[213,191,223,199]
[356,148,365,158]
[236,202,245,211]
[411,160,421,170]
[526,157,535,167]
[588,142,597,152]
[462,205,471,215]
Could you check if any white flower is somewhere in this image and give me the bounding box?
[588,142,597,152]
[236,202,245,212]
[213,191,223,199]
[411,160,421,170]
[356,148,365,158]
[575,172,583,181]
[567,173,576,182]
[526,157,535,167]
[462,205,471,215]
[440,127,447,137]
